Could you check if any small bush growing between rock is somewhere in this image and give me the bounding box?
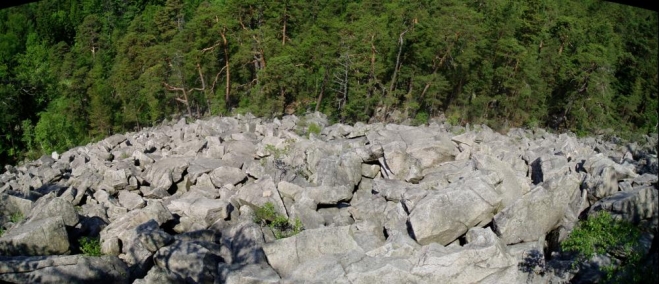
[265,144,291,159]
[307,123,322,137]
[253,202,304,239]
[414,112,429,126]
[561,211,650,282]
[10,212,24,223]
[0,227,5,237]
[79,236,102,256]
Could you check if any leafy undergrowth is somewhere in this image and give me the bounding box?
[562,211,657,283]
[79,236,102,256]
[253,202,303,239]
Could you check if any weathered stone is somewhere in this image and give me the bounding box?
[209,166,246,187]
[0,194,33,221]
[218,263,281,284]
[100,201,173,256]
[0,255,129,284]
[493,173,581,244]
[303,185,353,205]
[186,158,224,183]
[410,227,518,283]
[235,176,287,218]
[589,185,658,224]
[473,153,529,207]
[311,152,363,187]
[153,240,222,283]
[173,140,206,155]
[101,134,127,150]
[262,225,364,278]
[0,216,70,256]
[409,176,501,245]
[220,222,266,265]
[168,195,232,224]
[27,193,79,227]
[100,169,129,194]
[361,164,381,178]
[286,255,351,283]
[132,150,155,166]
[144,158,190,192]
[118,190,146,211]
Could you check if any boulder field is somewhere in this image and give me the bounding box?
[0,112,656,283]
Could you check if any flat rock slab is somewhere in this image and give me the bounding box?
[263,225,364,278]
[410,227,518,283]
[0,255,129,284]
[493,173,581,244]
[144,158,190,192]
[100,201,173,256]
[409,176,501,245]
[0,216,70,256]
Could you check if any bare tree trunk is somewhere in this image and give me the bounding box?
[282,3,287,46]
[315,69,328,112]
[163,64,208,118]
[220,29,231,107]
[383,29,408,121]
[389,29,408,94]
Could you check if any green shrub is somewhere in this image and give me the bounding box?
[264,144,291,159]
[0,227,4,237]
[414,112,429,126]
[10,212,24,223]
[447,111,461,126]
[307,123,322,137]
[561,211,652,282]
[79,236,102,256]
[253,202,304,239]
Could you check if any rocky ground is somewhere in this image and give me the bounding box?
[0,112,656,283]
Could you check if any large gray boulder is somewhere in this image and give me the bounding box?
[410,227,518,283]
[100,201,173,256]
[27,192,79,227]
[310,152,362,187]
[209,166,246,187]
[589,185,658,225]
[0,216,70,256]
[0,255,130,284]
[409,175,502,245]
[0,193,33,222]
[262,225,364,278]
[118,190,146,211]
[493,173,582,244]
[186,158,224,183]
[152,240,223,283]
[473,153,530,207]
[100,169,128,194]
[218,263,281,284]
[220,222,267,265]
[302,185,353,205]
[168,194,232,226]
[235,176,287,218]
[143,158,190,192]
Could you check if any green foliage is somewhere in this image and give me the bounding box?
[0,0,657,166]
[79,236,102,256]
[253,202,304,239]
[307,123,322,137]
[296,118,322,139]
[9,212,24,223]
[562,211,651,282]
[34,97,88,154]
[264,144,290,160]
[0,227,4,237]
[414,112,429,126]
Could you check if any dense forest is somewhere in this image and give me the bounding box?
[0,0,657,165]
